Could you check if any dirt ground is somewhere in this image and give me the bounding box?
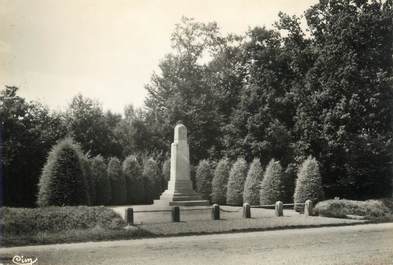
[1,223,392,265]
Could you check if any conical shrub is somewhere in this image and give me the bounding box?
[143,158,161,203]
[243,158,263,205]
[162,158,171,191]
[195,160,213,201]
[260,159,284,205]
[211,158,231,204]
[108,157,127,205]
[122,155,143,204]
[226,158,248,206]
[92,155,111,205]
[294,156,324,212]
[80,153,95,205]
[37,138,89,207]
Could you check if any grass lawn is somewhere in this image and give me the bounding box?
[1,204,374,247]
[1,226,151,247]
[112,205,367,236]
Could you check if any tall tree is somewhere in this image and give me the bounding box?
[1,86,66,206]
[66,94,122,158]
[295,0,393,198]
[224,27,295,165]
[144,17,227,163]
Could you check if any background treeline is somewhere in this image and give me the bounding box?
[1,0,392,207]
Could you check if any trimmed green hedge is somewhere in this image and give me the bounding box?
[92,155,111,205]
[294,156,324,212]
[260,159,284,205]
[122,155,143,204]
[0,206,126,236]
[226,158,248,206]
[195,160,213,201]
[108,157,127,205]
[37,138,89,207]
[243,158,263,205]
[211,158,231,205]
[315,199,392,218]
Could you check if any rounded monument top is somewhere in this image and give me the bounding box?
[174,122,187,141]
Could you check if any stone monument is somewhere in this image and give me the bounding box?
[154,122,209,206]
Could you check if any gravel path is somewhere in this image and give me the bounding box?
[1,223,392,265]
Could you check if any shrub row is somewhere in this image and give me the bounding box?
[37,138,168,207]
[195,155,324,208]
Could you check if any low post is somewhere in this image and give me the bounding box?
[305,200,313,216]
[126,208,134,225]
[243,203,251,218]
[275,201,283,217]
[172,206,180,222]
[211,204,220,220]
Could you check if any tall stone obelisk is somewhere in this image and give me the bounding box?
[155,122,209,206]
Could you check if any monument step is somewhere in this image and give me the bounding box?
[159,194,204,201]
[153,199,210,207]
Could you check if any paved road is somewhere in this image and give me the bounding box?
[1,223,393,265]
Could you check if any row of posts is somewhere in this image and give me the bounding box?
[125,200,314,225]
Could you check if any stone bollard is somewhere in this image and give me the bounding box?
[275,201,283,217]
[172,206,180,222]
[305,200,313,216]
[243,203,251,218]
[126,208,134,225]
[211,204,220,220]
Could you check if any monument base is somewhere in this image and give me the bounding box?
[153,199,210,206]
[154,189,209,207]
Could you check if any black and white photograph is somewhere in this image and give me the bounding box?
[0,0,393,264]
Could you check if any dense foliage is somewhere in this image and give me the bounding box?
[211,158,231,204]
[122,155,143,204]
[195,160,214,201]
[294,156,324,211]
[1,87,66,207]
[315,199,392,219]
[37,138,89,207]
[162,159,171,191]
[259,159,285,205]
[142,158,162,203]
[2,0,392,206]
[107,157,127,205]
[226,158,248,206]
[243,158,263,205]
[91,155,111,205]
[1,206,125,236]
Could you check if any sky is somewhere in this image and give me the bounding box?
[0,0,317,114]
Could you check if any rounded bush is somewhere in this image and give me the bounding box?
[143,158,161,203]
[226,158,248,206]
[211,158,231,204]
[122,155,143,204]
[195,160,213,201]
[108,157,127,205]
[92,155,111,205]
[243,158,263,205]
[293,156,324,212]
[260,159,284,205]
[37,138,89,207]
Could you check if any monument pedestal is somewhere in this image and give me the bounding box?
[154,123,209,207]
